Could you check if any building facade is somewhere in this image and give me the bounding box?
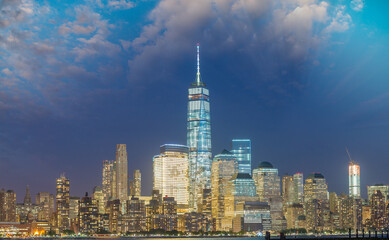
[153,144,189,207]
[115,144,128,204]
[187,44,212,212]
[56,174,70,232]
[349,161,361,199]
[231,139,251,174]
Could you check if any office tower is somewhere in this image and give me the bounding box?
[129,169,142,197]
[252,161,281,202]
[92,186,105,214]
[230,173,259,203]
[285,203,304,229]
[56,174,70,232]
[293,173,304,204]
[252,161,284,230]
[16,187,42,224]
[282,175,295,210]
[187,44,212,212]
[329,192,339,213]
[304,173,329,231]
[367,184,389,202]
[24,185,32,206]
[102,160,114,203]
[338,193,354,230]
[181,212,213,232]
[211,150,238,231]
[231,139,251,174]
[36,192,55,222]
[233,201,272,233]
[145,192,178,231]
[349,161,361,199]
[115,144,128,204]
[124,196,146,232]
[370,190,386,230]
[69,196,80,222]
[353,198,363,230]
[79,193,99,234]
[0,189,16,222]
[153,144,189,207]
[107,199,121,233]
[201,189,212,216]
[304,173,328,203]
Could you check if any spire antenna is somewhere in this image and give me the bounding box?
[196,43,200,85]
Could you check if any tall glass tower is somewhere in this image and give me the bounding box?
[349,161,360,199]
[231,139,251,174]
[187,43,212,212]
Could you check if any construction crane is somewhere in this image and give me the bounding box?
[346,147,353,163]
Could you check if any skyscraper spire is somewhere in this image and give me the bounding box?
[196,43,201,85]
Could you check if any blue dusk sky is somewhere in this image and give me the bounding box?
[1,0,389,201]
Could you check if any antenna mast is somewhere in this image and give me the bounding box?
[196,43,200,85]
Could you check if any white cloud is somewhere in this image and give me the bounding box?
[2,68,12,76]
[351,0,364,11]
[107,0,134,10]
[324,6,352,33]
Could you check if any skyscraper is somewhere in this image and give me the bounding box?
[0,189,16,222]
[211,150,238,231]
[293,173,304,204]
[231,139,251,174]
[102,160,114,203]
[56,174,70,232]
[115,144,128,203]
[252,161,284,231]
[187,44,212,212]
[282,175,295,208]
[367,184,389,202]
[153,144,189,207]
[130,169,141,197]
[349,161,361,199]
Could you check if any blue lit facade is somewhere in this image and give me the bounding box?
[231,139,251,174]
[187,44,212,211]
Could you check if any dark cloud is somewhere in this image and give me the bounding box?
[129,0,351,102]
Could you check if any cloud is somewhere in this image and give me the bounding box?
[2,68,12,76]
[107,0,135,10]
[323,6,352,33]
[128,0,351,101]
[351,0,364,11]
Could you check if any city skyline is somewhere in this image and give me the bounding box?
[1,0,389,204]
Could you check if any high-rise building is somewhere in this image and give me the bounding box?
[69,196,80,222]
[102,160,114,203]
[252,161,284,231]
[252,161,281,202]
[115,144,128,204]
[24,185,32,206]
[124,196,146,232]
[0,189,16,222]
[349,161,361,199]
[79,193,99,234]
[56,174,70,232]
[231,139,251,174]
[303,173,329,231]
[93,186,105,214]
[129,169,141,197]
[187,44,212,212]
[285,203,304,229]
[153,144,189,207]
[304,173,328,203]
[293,173,304,204]
[211,150,238,231]
[36,192,55,222]
[370,190,386,230]
[367,184,389,202]
[16,187,42,224]
[282,175,295,210]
